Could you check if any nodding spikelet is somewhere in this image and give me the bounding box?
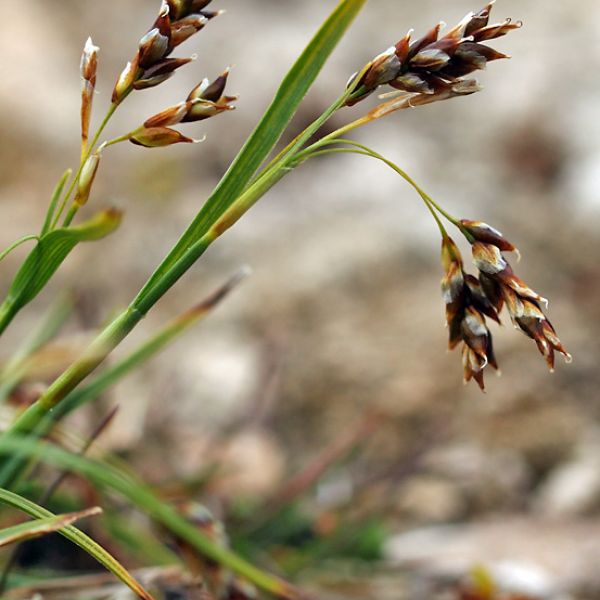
[469,239,570,370]
[441,215,569,390]
[80,37,99,148]
[347,2,521,111]
[440,236,499,391]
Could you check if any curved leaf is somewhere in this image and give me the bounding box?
[0,488,154,600]
[137,0,368,303]
[0,209,122,334]
[0,506,101,547]
[0,438,299,599]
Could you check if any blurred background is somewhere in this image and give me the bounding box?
[1,1,600,598]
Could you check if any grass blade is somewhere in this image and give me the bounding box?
[0,209,122,335]
[0,437,301,599]
[0,488,155,600]
[0,296,73,403]
[54,268,250,422]
[0,236,39,264]
[0,506,101,548]
[137,0,368,303]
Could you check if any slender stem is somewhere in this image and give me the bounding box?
[100,132,134,149]
[61,206,78,228]
[0,236,38,264]
[51,103,119,230]
[312,114,371,148]
[41,169,72,236]
[0,86,365,463]
[246,76,368,191]
[5,307,142,441]
[295,140,453,237]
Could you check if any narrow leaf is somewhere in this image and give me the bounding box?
[0,487,155,600]
[137,0,368,303]
[41,168,73,236]
[0,209,122,334]
[0,295,73,403]
[0,236,39,264]
[0,438,299,600]
[0,506,101,547]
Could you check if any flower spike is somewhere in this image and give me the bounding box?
[347,2,521,110]
[111,0,222,103]
[440,236,499,391]
[80,37,99,149]
[143,69,236,128]
[464,224,569,375]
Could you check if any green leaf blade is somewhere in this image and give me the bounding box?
[0,209,122,334]
[0,506,101,547]
[0,488,155,600]
[137,0,368,305]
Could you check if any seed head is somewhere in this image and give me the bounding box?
[460,220,517,253]
[112,56,141,104]
[347,2,521,110]
[132,57,194,90]
[129,127,201,148]
[170,14,210,48]
[167,0,215,21]
[75,152,101,206]
[112,0,222,103]
[440,236,500,390]
[138,2,172,69]
[80,37,99,147]
[467,229,570,372]
[80,37,99,84]
[143,68,236,128]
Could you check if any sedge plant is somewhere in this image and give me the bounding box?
[0,0,571,598]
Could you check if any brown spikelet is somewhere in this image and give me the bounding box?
[80,37,99,148]
[440,236,499,391]
[143,70,236,128]
[347,2,521,109]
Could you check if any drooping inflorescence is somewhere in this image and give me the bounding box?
[347,1,521,114]
[441,222,570,391]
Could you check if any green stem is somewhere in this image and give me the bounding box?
[41,169,72,236]
[2,170,282,444]
[6,307,142,440]
[296,138,463,235]
[51,103,119,230]
[0,236,38,264]
[0,87,360,472]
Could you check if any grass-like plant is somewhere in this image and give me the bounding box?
[0,1,570,598]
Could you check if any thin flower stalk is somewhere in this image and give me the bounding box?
[55,0,223,227]
[302,2,521,147]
